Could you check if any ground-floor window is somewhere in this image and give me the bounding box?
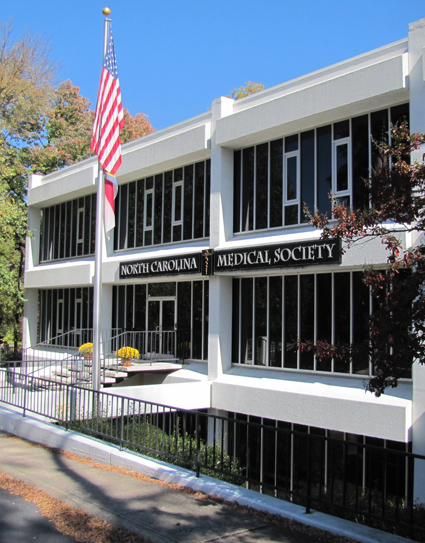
[112,280,209,360]
[228,413,412,504]
[232,271,380,375]
[38,287,93,345]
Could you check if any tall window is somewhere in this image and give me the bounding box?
[38,287,93,343]
[112,280,209,361]
[114,160,211,250]
[231,271,411,378]
[40,195,96,262]
[233,104,409,233]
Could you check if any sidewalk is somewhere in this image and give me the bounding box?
[0,405,410,543]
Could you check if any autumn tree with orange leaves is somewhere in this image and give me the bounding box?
[0,25,154,349]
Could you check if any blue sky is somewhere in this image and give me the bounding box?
[1,1,424,131]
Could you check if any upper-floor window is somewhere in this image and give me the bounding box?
[233,103,409,234]
[114,160,211,251]
[40,195,96,263]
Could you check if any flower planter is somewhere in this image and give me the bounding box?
[122,358,132,367]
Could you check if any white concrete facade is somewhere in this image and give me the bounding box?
[24,19,425,502]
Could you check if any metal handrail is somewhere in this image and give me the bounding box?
[0,371,424,541]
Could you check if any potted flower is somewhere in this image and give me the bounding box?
[116,346,139,367]
[79,342,93,360]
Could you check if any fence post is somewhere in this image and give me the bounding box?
[120,397,125,451]
[196,412,201,478]
[65,386,69,431]
[305,433,312,514]
[23,373,28,418]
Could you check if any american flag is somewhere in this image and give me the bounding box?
[91,23,124,176]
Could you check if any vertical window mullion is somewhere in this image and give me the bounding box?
[134,181,138,248]
[312,128,318,220]
[297,275,300,369]
[69,202,73,258]
[349,272,353,374]
[313,274,317,372]
[281,277,284,369]
[162,174,165,244]
[88,193,92,254]
[192,167,195,239]
[203,161,206,238]
[116,190,121,250]
[331,273,335,373]
[253,146,257,229]
[58,205,62,259]
[238,279,242,364]
[369,282,373,376]
[240,152,243,233]
[125,185,129,249]
[267,142,271,228]
[266,277,270,367]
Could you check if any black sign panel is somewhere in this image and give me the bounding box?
[213,239,341,272]
[120,252,204,279]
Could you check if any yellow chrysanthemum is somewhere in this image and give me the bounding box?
[116,346,139,359]
[79,342,93,353]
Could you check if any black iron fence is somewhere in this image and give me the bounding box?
[0,368,424,541]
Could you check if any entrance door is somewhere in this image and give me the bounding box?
[147,298,176,358]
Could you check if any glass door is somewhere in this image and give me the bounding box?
[147,298,176,358]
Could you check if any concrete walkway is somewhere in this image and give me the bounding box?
[0,405,410,543]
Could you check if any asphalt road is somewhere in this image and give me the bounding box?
[0,486,77,543]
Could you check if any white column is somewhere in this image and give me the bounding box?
[22,205,42,350]
[408,17,425,504]
[208,97,234,382]
[22,289,38,350]
[26,207,41,271]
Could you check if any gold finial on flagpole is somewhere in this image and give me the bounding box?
[102,7,111,16]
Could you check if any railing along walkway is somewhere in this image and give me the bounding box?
[0,369,424,542]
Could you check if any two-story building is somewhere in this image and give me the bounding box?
[24,18,425,502]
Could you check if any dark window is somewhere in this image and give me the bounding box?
[317,125,332,217]
[184,165,193,240]
[269,276,282,367]
[301,130,315,222]
[284,276,298,369]
[154,174,163,244]
[233,151,241,233]
[270,140,283,228]
[255,143,268,230]
[254,277,267,365]
[242,147,254,231]
[163,172,172,244]
[128,181,136,249]
[194,162,205,239]
[352,115,369,210]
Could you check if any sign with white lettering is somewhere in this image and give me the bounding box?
[120,253,203,279]
[213,239,341,272]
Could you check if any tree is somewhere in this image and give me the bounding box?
[0,193,27,345]
[24,80,155,175]
[0,25,154,349]
[0,23,56,350]
[231,81,264,100]
[303,122,425,396]
[0,23,56,201]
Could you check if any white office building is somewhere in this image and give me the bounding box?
[24,18,425,504]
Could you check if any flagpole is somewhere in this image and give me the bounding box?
[92,8,110,392]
